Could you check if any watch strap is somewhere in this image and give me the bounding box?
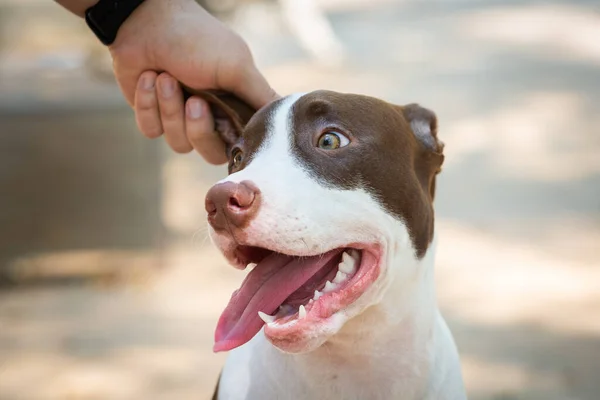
[85,0,146,45]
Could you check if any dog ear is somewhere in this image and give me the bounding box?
[401,104,444,157]
[400,104,445,200]
[184,88,257,152]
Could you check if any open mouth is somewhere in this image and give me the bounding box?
[213,244,381,352]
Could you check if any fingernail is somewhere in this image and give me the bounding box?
[159,77,175,97]
[141,74,154,90]
[187,99,202,119]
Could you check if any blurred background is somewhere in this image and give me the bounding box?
[0,0,599,399]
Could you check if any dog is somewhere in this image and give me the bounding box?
[200,90,466,399]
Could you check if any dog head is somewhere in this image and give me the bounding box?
[205,90,444,354]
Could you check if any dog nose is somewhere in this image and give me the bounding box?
[205,181,260,230]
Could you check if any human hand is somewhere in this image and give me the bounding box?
[108,0,278,163]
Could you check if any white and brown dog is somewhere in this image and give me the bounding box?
[200,90,466,399]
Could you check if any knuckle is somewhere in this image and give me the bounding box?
[160,104,183,120]
[136,119,162,138]
[136,96,156,112]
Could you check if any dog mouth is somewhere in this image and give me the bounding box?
[213,244,381,352]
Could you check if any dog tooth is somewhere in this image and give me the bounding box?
[339,252,357,274]
[308,299,314,304]
[313,290,322,300]
[342,251,353,265]
[342,251,358,270]
[338,261,354,274]
[258,311,276,324]
[298,305,307,319]
[247,262,257,269]
[323,280,336,292]
[349,249,361,261]
[333,270,347,284]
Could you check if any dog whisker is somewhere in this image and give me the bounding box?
[191,225,211,249]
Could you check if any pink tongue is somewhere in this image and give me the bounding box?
[213,249,341,352]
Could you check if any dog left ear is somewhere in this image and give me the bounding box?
[401,104,444,158]
[185,88,257,152]
[400,104,445,200]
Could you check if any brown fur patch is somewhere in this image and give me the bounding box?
[290,91,443,258]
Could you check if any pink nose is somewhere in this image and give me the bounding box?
[205,181,260,231]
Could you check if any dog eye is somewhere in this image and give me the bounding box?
[231,149,244,169]
[317,131,350,150]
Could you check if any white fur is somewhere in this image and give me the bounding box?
[210,94,466,399]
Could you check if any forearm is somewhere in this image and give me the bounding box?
[54,0,99,17]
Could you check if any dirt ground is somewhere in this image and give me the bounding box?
[0,0,599,399]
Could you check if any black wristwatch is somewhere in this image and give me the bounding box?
[85,0,146,45]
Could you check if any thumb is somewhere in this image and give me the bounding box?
[230,66,280,110]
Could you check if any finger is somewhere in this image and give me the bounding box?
[229,65,280,110]
[156,73,193,154]
[185,96,228,165]
[134,71,163,138]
